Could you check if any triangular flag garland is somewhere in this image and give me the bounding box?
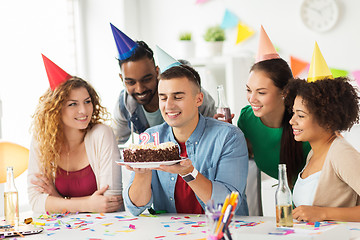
[221,9,239,29]
[191,6,360,86]
[290,56,309,78]
[330,68,349,78]
[352,70,360,88]
[195,0,209,4]
[236,22,254,44]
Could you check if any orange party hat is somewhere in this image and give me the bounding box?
[255,25,280,63]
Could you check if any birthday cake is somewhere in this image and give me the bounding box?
[123,142,181,162]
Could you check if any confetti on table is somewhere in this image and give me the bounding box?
[155,236,166,239]
[102,223,114,226]
[129,224,136,229]
[117,218,138,222]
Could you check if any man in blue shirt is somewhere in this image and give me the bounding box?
[123,64,249,216]
[110,25,216,144]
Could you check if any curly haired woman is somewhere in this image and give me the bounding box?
[27,56,123,213]
[284,77,360,222]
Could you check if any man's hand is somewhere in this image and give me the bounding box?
[155,158,193,176]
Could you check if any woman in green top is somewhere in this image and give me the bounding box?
[238,58,311,187]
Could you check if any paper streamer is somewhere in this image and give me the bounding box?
[330,68,349,78]
[352,70,360,87]
[236,22,254,44]
[290,56,309,77]
[221,9,239,29]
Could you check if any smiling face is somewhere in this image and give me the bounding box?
[120,57,159,109]
[61,87,93,131]
[289,96,328,143]
[158,77,203,135]
[246,70,285,126]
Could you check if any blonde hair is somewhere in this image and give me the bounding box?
[31,77,109,181]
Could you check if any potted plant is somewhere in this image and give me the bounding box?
[178,31,195,59]
[203,25,225,57]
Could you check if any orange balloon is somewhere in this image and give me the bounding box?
[0,142,29,183]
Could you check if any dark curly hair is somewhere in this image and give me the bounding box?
[284,77,360,132]
[251,58,304,187]
[117,40,155,69]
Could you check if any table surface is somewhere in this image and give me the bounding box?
[2,212,360,240]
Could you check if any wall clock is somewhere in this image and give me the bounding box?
[300,0,339,32]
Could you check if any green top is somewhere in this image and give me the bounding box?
[237,105,311,179]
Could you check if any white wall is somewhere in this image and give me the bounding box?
[132,0,360,71]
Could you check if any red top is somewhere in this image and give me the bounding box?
[55,165,97,198]
[174,142,204,214]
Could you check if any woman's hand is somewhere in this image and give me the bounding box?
[293,205,327,222]
[31,173,62,198]
[87,185,123,213]
[213,113,235,124]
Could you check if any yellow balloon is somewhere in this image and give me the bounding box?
[0,142,29,183]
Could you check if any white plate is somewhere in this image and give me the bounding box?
[116,157,186,169]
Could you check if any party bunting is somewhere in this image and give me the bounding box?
[330,68,349,78]
[290,56,309,77]
[352,70,360,87]
[221,9,239,29]
[236,22,254,44]
[195,0,209,4]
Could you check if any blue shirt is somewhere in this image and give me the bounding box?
[124,114,249,216]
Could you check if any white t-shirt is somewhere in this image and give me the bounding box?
[293,169,322,207]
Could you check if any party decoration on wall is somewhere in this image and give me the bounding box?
[255,25,279,62]
[155,45,181,73]
[236,22,254,44]
[307,42,333,82]
[110,23,138,60]
[330,68,349,78]
[195,0,209,4]
[290,56,309,77]
[221,9,239,29]
[42,54,72,90]
[352,70,360,87]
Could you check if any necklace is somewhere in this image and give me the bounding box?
[66,151,70,176]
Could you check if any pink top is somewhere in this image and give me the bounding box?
[55,165,97,198]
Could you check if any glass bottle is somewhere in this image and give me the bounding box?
[4,166,19,226]
[216,85,232,123]
[275,164,293,227]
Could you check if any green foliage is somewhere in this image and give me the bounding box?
[179,32,192,41]
[203,26,225,42]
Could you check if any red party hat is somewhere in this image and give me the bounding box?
[42,54,72,90]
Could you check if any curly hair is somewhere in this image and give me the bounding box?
[284,77,360,132]
[31,77,109,181]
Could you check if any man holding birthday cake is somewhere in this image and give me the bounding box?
[122,46,249,216]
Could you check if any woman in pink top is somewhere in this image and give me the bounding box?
[284,77,360,222]
[28,60,123,213]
